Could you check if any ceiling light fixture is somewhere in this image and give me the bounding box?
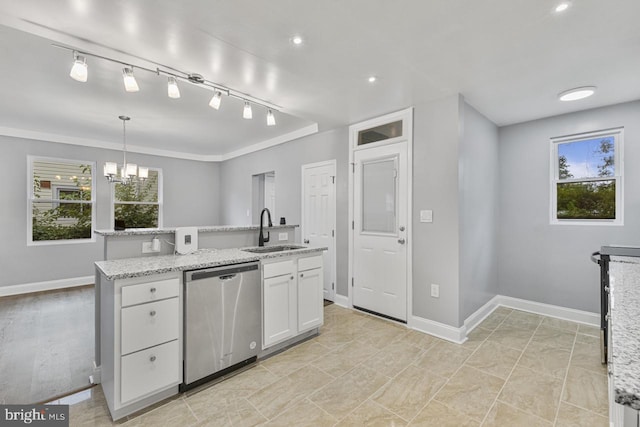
[104,116,148,184]
[209,90,222,110]
[69,52,88,82]
[243,101,253,119]
[267,109,276,126]
[558,86,596,101]
[167,76,180,99]
[54,44,280,124]
[122,67,139,92]
[368,76,377,83]
[292,35,303,45]
[555,2,570,12]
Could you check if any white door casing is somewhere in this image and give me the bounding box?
[353,142,408,321]
[301,160,336,301]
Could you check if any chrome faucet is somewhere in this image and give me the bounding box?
[258,208,273,246]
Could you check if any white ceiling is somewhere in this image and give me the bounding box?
[0,0,639,158]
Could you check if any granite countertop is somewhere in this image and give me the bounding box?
[95,245,326,280]
[609,255,640,410]
[95,224,299,236]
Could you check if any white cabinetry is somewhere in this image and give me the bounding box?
[262,255,324,349]
[99,273,182,420]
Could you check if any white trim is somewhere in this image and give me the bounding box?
[463,295,502,333]
[348,107,413,320]
[495,295,599,326]
[410,315,467,344]
[0,276,94,297]
[220,124,319,161]
[301,159,337,302]
[334,293,349,308]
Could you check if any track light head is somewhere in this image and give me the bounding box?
[122,67,139,92]
[267,109,276,126]
[243,101,253,119]
[69,53,88,82]
[167,76,180,99]
[209,91,222,110]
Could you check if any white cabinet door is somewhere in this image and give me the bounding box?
[263,273,296,348]
[298,267,323,333]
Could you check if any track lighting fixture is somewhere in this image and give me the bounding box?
[122,67,139,92]
[267,109,276,126]
[56,44,280,124]
[243,101,253,119]
[167,76,180,99]
[69,52,88,82]
[209,91,222,110]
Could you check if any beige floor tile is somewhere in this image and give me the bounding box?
[336,400,407,427]
[433,366,504,421]
[494,306,513,316]
[261,340,329,377]
[356,323,407,349]
[127,398,198,427]
[364,341,424,378]
[465,340,521,380]
[393,329,442,350]
[540,317,579,332]
[372,364,447,421]
[570,341,607,375]
[409,401,479,427]
[414,341,473,378]
[502,310,543,329]
[575,333,600,346]
[185,387,248,421]
[266,399,336,426]
[577,324,601,337]
[309,365,389,420]
[201,398,267,427]
[530,325,576,351]
[69,398,118,426]
[518,341,571,378]
[247,365,333,419]
[555,402,609,427]
[478,312,509,330]
[312,340,379,376]
[460,327,493,351]
[486,325,535,351]
[562,367,608,416]
[498,366,563,421]
[212,365,279,396]
[482,401,552,427]
[314,329,359,349]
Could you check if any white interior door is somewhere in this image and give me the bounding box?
[302,161,336,301]
[264,172,276,217]
[353,141,407,321]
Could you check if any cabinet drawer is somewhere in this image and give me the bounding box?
[121,278,179,307]
[120,340,180,404]
[298,256,322,272]
[263,260,294,279]
[121,298,179,355]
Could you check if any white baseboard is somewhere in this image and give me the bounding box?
[410,315,467,344]
[464,295,501,333]
[495,295,599,327]
[0,276,94,297]
[334,293,349,308]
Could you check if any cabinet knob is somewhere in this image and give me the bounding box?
[300,273,304,278]
[304,239,310,244]
[290,276,294,280]
[150,310,156,317]
[149,355,156,362]
[150,287,157,293]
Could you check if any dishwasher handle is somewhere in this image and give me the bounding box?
[187,262,258,282]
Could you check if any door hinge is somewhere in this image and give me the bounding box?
[351,277,354,287]
[351,220,354,230]
[332,229,335,237]
[351,163,355,173]
[331,175,335,184]
[332,282,335,290]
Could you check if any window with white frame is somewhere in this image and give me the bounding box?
[28,157,95,243]
[112,169,162,229]
[551,128,623,225]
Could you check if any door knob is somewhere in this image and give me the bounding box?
[398,238,406,244]
[304,239,310,244]
[399,226,405,231]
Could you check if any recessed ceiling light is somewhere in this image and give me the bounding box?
[368,76,377,83]
[558,86,596,101]
[291,35,303,45]
[555,2,570,12]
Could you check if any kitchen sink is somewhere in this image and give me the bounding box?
[242,245,306,254]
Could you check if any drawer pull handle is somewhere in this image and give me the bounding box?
[150,287,157,293]
[150,310,156,317]
[149,355,156,362]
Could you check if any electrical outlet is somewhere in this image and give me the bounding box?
[142,241,154,253]
[430,284,440,298]
[278,232,288,241]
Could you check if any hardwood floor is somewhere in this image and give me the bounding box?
[0,285,94,404]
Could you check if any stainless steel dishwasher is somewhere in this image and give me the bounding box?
[182,262,260,390]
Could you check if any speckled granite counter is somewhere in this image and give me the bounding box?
[95,224,298,236]
[609,256,640,410]
[95,246,326,280]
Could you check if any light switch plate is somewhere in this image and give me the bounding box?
[278,232,288,241]
[430,284,440,298]
[420,210,433,223]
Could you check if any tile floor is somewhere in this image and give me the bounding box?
[55,304,609,426]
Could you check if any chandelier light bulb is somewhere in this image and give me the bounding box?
[209,91,222,110]
[122,67,140,92]
[167,76,180,99]
[69,53,88,82]
[243,101,253,119]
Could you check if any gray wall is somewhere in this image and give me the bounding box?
[498,100,640,313]
[219,128,349,295]
[0,135,220,287]
[459,102,499,323]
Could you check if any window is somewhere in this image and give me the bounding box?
[357,120,403,146]
[112,169,162,229]
[551,128,623,225]
[28,157,95,244]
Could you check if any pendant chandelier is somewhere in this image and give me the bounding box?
[103,116,148,184]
